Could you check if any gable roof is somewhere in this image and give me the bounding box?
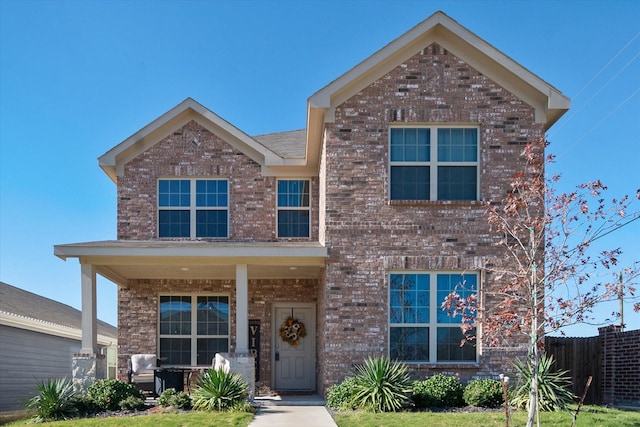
[99,12,569,180]
[0,281,117,344]
[305,11,570,160]
[98,98,310,183]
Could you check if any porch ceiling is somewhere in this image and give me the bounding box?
[54,240,327,285]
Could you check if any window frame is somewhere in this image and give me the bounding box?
[157,178,229,239]
[388,125,480,201]
[276,178,311,238]
[157,293,230,367]
[388,271,478,364]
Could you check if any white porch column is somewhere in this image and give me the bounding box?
[235,264,249,353]
[80,263,98,353]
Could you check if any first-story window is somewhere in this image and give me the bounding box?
[159,295,229,366]
[158,178,229,238]
[277,179,310,238]
[389,272,477,363]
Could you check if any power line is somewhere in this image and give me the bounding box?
[572,32,640,100]
[566,87,640,150]
[549,49,640,138]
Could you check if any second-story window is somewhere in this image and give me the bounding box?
[277,179,310,238]
[158,178,228,238]
[389,126,479,201]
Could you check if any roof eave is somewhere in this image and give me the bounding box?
[307,11,569,131]
[98,98,288,182]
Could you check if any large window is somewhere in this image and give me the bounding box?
[158,179,228,238]
[389,127,478,201]
[159,295,229,366]
[277,179,310,238]
[389,272,477,363]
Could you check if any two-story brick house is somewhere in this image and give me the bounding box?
[55,11,569,394]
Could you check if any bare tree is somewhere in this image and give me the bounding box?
[444,138,640,427]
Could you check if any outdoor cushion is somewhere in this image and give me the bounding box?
[129,354,156,383]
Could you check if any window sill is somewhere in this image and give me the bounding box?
[389,200,484,207]
[402,362,480,370]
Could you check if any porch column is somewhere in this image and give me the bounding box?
[73,263,105,393]
[235,264,249,353]
[80,263,98,353]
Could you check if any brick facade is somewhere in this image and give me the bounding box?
[317,43,542,390]
[94,19,566,395]
[117,278,318,390]
[117,120,319,242]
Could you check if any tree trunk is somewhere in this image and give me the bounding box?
[526,342,539,427]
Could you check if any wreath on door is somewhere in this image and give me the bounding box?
[279,316,307,347]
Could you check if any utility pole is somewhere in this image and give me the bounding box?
[619,272,624,332]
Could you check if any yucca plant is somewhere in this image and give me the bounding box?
[352,356,412,412]
[26,377,78,421]
[192,368,248,411]
[511,354,576,411]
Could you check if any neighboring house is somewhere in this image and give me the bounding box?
[0,282,117,411]
[54,11,569,394]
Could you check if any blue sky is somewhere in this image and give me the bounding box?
[1,0,638,336]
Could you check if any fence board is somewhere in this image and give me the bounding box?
[545,336,601,405]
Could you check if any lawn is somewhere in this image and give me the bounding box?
[5,406,640,427]
[332,406,640,427]
[3,411,254,427]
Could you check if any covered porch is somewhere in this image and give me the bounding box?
[54,240,327,392]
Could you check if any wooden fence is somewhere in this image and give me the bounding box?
[544,336,601,405]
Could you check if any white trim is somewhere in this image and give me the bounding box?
[236,264,249,353]
[55,241,327,260]
[99,98,286,183]
[388,270,479,364]
[388,125,480,201]
[157,293,231,366]
[308,11,569,128]
[157,178,230,239]
[0,311,116,346]
[275,178,312,239]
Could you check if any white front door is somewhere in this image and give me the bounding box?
[273,304,315,391]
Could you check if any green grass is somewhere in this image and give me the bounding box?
[3,411,253,427]
[333,406,640,427]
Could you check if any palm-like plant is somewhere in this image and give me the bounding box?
[26,377,78,421]
[192,368,248,411]
[511,354,576,411]
[352,356,411,412]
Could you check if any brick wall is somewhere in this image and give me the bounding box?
[318,43,543,391]
[117,120,319,241]
[115,42,548,395]
[117,278,318,390]
[600,326,640,405]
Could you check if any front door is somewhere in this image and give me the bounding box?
[273,304,315,391]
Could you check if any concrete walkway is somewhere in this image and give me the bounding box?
[249,395,337,427]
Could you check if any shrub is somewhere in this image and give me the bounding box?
[192,368,248,411]
[87,378,143,411]
[412,374,464,408]
[26,377,78,421]
[158,388,193,410]
[72,395,99,416]
[119,395,145,411]
[463,379,504,407]
[326,376,359,409]
[351,356,411,412]
[511,354,576,411]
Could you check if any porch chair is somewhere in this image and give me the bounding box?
[127,354,157,395]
